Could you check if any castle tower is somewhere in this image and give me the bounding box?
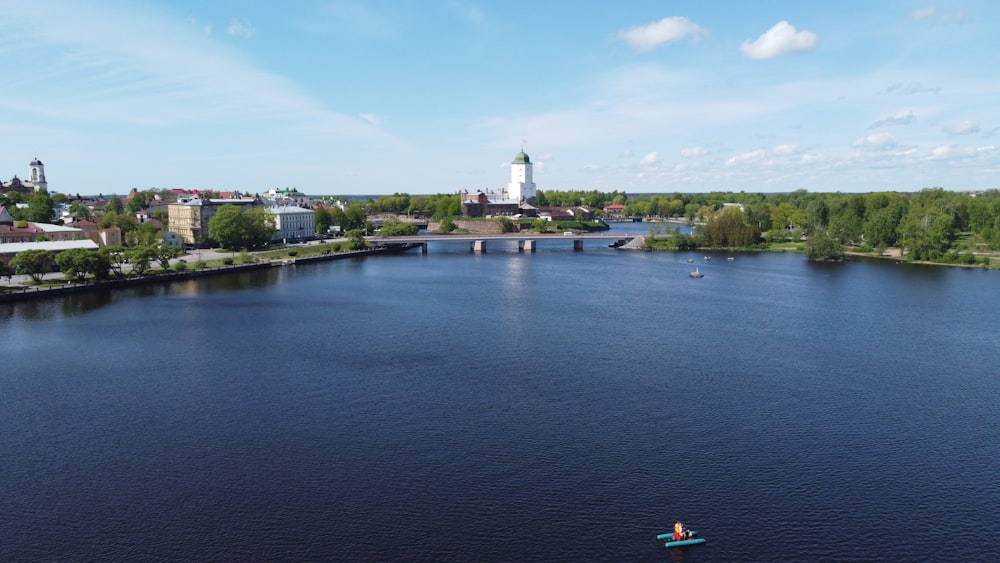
[28,157,47,192]
[507,150,537,205]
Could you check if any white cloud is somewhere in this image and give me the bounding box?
[726,148,767,167]
[615,17,705,52]
[853,132,897,150]
[773,143,802,156]
[911,8,968,24]
[927,145,953,160]
[640,151,660,165]
[800,152,823,165]
[680,146,708,158]
[226,19,255,39]
[870,109,915,128]
[944,120,980,135]
[359,113,380,126]
[740,21,817,60]
[884,82,940,96]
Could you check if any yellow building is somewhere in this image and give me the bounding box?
[167,197,263,245]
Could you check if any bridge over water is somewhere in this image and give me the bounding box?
[365,232,640,253]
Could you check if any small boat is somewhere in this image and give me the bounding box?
[656,530,706,548]
[689,267,704,278]
[727,256,735,261]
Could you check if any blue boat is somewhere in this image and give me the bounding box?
[656,530,706,548]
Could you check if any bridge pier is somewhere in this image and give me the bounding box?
[574,239,583,251]
[519,239,536,253]
[471,240,486,253]
[421,242,428,254]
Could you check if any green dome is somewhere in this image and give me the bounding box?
[513,151,530,164]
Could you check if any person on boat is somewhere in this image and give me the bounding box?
[672,521,691,541]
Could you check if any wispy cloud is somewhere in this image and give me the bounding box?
[359,113,381,126]
[883,81,940,96]
[680,146,708,158]
[740,21,817,60]
[640,151,660,165]
[726,148,768,167]
[226,19,256,39]
[943,120,980,135]
[869,109,915,128]
[615,17,705,52]
[0,1,377,135]
[910,7,968,24]
[853,132,898,150]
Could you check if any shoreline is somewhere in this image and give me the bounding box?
[0,246,397,304]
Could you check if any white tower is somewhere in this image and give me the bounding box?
[507,150,537,205]
[28,157,47,192]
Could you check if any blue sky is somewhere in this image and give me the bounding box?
[1,1,998,196]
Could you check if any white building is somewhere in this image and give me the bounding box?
[507,150,537,205]
[2,157,48,194]
[268,206,315,242]
[28,158,47,191]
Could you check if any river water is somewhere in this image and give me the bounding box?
[2,234,998,561]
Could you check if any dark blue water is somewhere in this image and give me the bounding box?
[2,241,998,561]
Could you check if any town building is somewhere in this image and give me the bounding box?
[167,196,263,245]
[268,205,315,242]
[2,157,49,195]
[266,188,311,207]
[460,150,540,218]
[64,218,123,247]
[0,239,99,266]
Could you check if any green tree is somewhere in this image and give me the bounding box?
[0,260,13,282]
[437,217,456,233]
[55,248,110,281]
[244,208,277,248]
[26,190,54,223]
[346,229,366,250]
[701,207,761,247]
[342,204,368,232]
[208,205,275,249]
[207,205,245,249]
[99,213,140,242]
[152,242,182,270]
[900,208,955,260]
[126,222,162,246]
[314,206,333,235]
[125,193,146,215]
[377,217,419,236]
[770,202,808,232]
[69,201,91,219]
[101,246,128,277]
[125,245,158,275]
[107,194,124,214]
[805,229,845,261]
[10,249,55,283]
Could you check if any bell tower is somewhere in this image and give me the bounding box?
[28,157,47,192]
[507,150,537,205]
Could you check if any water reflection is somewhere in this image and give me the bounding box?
[0,268,287,320]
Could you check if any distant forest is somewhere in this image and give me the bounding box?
[346,188,1000,261]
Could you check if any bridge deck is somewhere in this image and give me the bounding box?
[366,233,638,244]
